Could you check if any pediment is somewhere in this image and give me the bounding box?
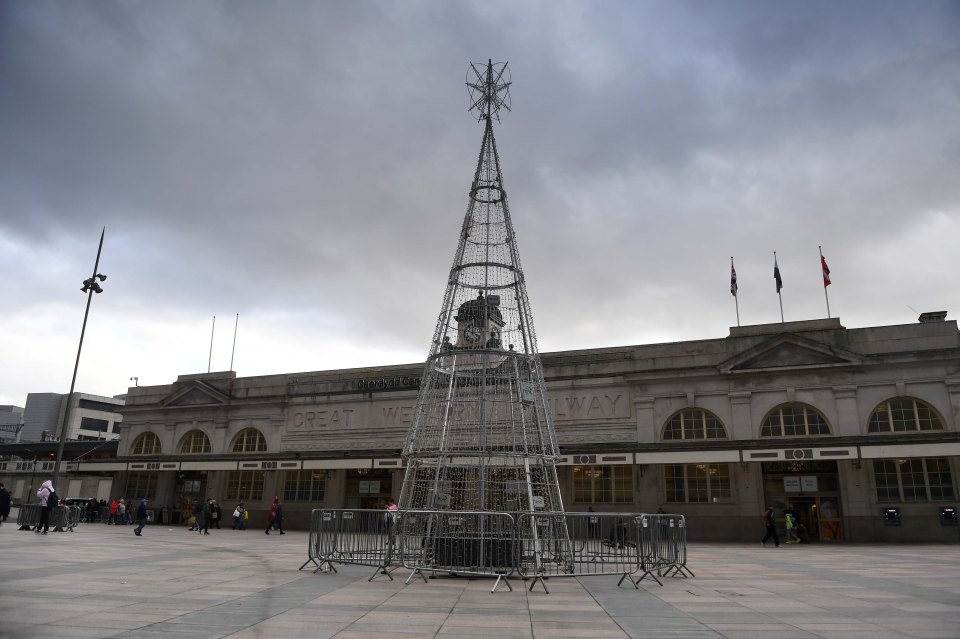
[161,382,229,408]
[720,333,861,374]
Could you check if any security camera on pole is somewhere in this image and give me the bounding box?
[51,228,108,491]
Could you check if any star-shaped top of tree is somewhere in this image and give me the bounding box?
[466,60,511,122]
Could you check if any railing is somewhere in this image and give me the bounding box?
[16,504,82,532]
[299,509,397,581]
[302,509,692,594]
[399,510,517,592]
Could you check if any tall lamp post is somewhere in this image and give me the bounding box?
[51,228,107,490]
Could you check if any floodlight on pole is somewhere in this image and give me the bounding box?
[51,227,107,490]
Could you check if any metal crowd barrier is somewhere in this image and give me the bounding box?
[399,510,517,592]
[622,514,692,587]
[16,504,82,532]
[301,509,692,594]
[299,509,397,581]
[516,512,638,593]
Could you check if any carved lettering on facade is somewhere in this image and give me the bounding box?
[549,394,627,420]
[383,405,415,425]
[292,409,354,430]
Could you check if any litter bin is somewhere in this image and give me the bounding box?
[146,509,155,523]
[882,508,901,526]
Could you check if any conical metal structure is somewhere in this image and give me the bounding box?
[398,61,566,523]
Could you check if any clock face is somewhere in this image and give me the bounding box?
[464,324,483,343]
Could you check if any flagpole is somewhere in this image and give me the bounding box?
[229,313,239,371]
[775,251,784,323]
[820,245,831,319]
[207,315,216,373]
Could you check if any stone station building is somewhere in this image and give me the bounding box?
[14,314,958,542]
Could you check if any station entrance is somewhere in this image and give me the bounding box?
[761,460,843,541]
[345,469,394,509]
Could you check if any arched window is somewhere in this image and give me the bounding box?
[130,432,161,455]
[178,430,211,454]
[662,408,728,440]
[760,403,831,437]
[231,428,267,453]
[868,398,944,433]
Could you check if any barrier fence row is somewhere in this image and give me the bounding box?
[17,504,82,532]
[301,509,692,593]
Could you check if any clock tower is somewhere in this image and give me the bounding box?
[453,292,505,348]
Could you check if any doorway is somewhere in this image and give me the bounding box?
[345,470,393,509]
[761,460,843,542]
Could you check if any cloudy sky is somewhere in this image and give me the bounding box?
[2,0,959,407]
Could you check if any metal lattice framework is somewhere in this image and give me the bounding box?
[398,61,567,534]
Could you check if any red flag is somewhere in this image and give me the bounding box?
[821,255,831,287]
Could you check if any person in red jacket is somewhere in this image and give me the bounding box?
[265,496,284,534]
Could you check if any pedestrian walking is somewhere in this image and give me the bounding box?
[36,480,57,534]
[0,482,11,527]
[232,501,246,530]
[264,496,284,534]
[211,500,221,529]
[108,499,119,525]
[134,498,148,536]
[198,499,211,535]
[117,498,127,525]
[761,505,780,548]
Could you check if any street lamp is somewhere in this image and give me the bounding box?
[130,376,139,387]
[51,228,107,490]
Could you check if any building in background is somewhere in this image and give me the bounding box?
[2,314,957,541]
[20,392,123,442]
[0,405,24,443]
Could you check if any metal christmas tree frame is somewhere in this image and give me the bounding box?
[397,61,571,574]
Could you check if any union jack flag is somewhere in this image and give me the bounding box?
[821,255,831,287]
[730,259,738,297]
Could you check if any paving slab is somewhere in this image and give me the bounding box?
[0,524,958,638]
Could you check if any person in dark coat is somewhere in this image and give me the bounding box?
[761,505,780,548]
[265,496,284,534]
[198,499,211,535]
[133,498,148,536]
[0,482,11,526]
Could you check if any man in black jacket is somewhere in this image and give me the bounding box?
[134,498,148,536]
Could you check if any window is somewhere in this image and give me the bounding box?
[662,409,727,440]
[665,464,731,503]
[572,465,633,503]
[126,472,158,500]
[874,457,954,502]
[178,430,211,454]
[231,428,267,453]
[225,471,265,501]
[868,398,944,433]
[283,470,327,502]
[131,432,162,456]
[78,399,122,412]
[760,403,831,437]
[79,417,110,433]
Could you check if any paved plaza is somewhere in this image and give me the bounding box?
[0,520,958,639]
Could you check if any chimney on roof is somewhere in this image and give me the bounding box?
[918,311,947,323]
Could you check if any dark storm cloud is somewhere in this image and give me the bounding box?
[1,0,958,404]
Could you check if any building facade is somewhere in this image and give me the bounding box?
[20,392,124,442]
[8,316,958,541]
[0,405,24,442]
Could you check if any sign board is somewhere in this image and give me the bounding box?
[784,476,801,493]
[532,495,545,509]
[800,475,818,492]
